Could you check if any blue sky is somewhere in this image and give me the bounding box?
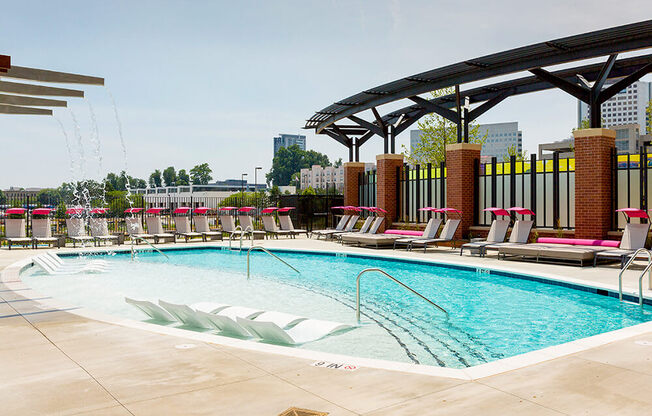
[1,0,651,188]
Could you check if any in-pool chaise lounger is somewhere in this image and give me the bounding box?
[237,317,353,345]
[125,297,176,322]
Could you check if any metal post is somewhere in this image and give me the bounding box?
[415,164,421,223]
[640,148,647,212]
[390,125,396,154]
[491,157,497,208]
[404,164,410,222]
[440,161,446,209]
[473,157,480,225]
[612,149,618,229]
[395,166,400,222]
[552,151,560,229]
[530,154,537,221]
[510,155,517,208]
[355,138,360,162]
[463,107,469,143]
[427,163,432,209]
[349,144,354,162]
[455,85,462,143]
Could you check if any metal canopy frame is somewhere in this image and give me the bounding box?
[0,54,104,115]
[305,20,652,161]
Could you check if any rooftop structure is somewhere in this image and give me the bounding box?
[273,134,306,155]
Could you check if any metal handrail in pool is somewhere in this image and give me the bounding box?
[246,245,300,279]
[228,226,254,250]
[130,236,169,261]
[356,268,448,323]
[618,248,652,306]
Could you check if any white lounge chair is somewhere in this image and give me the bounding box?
[125,297,175,322]
[191,302,230,314]
[145,216,176,244]
[393,218,443,250]
[262,216,294,239]
[460,219,511,256]
[237,215,267,239]
[216,306,264,320]
[327,215,360,239]
[45,252,108,267]
[31,217,60,249]
[219,214,237,235]
[482,219,535,256]
[254,311,307,328]
[336,216,373,239]
[158,300,210,328]
[33,255,106,275]
[594,222,651,267]
[89,217,119,246]
[66,218,95,247]
[278,215,309,238]
[3,215,32,249]
[409,219,461,252]
[195,310,252,337]
[313,215,350,239]
[193,216,223,241]
[173,216,203,243]
[340,217,385,245]
[237,317,353,345]
[125,217,154,241]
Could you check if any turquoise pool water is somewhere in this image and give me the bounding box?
[21,248,652,368]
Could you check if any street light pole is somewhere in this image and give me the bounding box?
[254,166,262,223]
[241,173,247,207]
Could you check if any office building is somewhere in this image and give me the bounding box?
[578,79,651,133]
[273,133,306,155]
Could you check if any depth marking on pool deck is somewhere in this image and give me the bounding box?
[311,361,359,371]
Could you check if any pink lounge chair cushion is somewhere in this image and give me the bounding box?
[537,237,620,247]
[384,229,423,236]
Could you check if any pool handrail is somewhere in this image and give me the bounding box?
[618,248,652,306]
[130,236,169,261]
[246,245,300,279]
[356,268,448,323]
[228,226,254,250]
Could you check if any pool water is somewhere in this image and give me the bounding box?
[21,248,652,368]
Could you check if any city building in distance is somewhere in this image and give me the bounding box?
[411,121,522,162]
[300,163,374,192]
[578,79,651,133]
[273,133,306,155]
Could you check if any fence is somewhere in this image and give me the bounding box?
[398,162,447,223]
[614,152,652,230]
[358,170,377,209]
[0,192,343,239]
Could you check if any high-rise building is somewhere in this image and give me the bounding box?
[410,122,522,161]
[273,133,306,155]
[578,79,651,133]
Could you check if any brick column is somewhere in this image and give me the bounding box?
[376,154,404,231]
[446,143,481,239]
[343,162,365,207]
[573,128,615,239]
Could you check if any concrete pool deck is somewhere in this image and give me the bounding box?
[2,238,652,415]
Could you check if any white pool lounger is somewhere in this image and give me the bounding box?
[125,297,175,322]
[217,306,264,320]
[191,302,230,314]
[237,317,353,345]
[194,310,252,337]
[33,255,106,275]
[158,300,211,328]
[46,252,108,267]
[253,311,307,328]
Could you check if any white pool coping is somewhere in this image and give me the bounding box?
[4,243,652,381]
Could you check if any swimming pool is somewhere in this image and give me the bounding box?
[21,247,652,368]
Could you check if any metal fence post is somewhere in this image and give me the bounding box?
[440,161,446,209]
[415,164,421,223]
[640,148,647,212]
[510,155,517,208]
[552,151,560,229]
[491,157,497,208]
[530,154,537,225]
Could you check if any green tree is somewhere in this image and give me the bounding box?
[333,158,343,168]
[402,87,485,165]
[106,171,145,191]
[290,172,301,188]
[0,189,5,205]
[36,188,61,206]
[646,100,651,134]
[300,186,316,196]
[162,166,177,187]
[219,191,268,208]
[149,170,162,188]
[190,163,213,185]
[177,169,190,186]
[502,145,529,162]
[266,145,332,186]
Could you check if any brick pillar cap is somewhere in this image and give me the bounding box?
[573,128,616,139]
[376,153,404,161]
[446,143,482,152]
[343,162,365,168]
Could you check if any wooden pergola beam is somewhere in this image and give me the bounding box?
[0,81,84,97]
[0,93,66,107]
[3,65,104,85]
[0,104,52,115]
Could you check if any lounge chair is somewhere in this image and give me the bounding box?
[66,218,95,247]
[336,216,373,241]
[158,300,211,328]
[326,215,360,239]
[216,306,265,320]
[312,214,350,239]
[31,216,60,249]
[393,218,443,250]
[192,302,230,313]
[125,217,155,242]
[340,217,387,246]
[460,218,510,256]
[2,209,32,249]
[125,297,175,322]
[237,317,353,345]
[262,216,294,239]
[254,311,308,328]
[278,215,309,238]
[219,212,237,235]
[237,214,267,240]
[193,215,223,241]
[89,217,119,246]
[32,255,106,275]
[595,212,651,267]
[144,216,176,244]
[45,252,108,267]
[173,216,203,243]
[408,219,461,252]
[497,243,606,267]
[481,219,535,256]
[194,310,252,337]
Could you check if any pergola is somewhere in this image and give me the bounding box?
[304,20,652,161]
[0,54,104,115]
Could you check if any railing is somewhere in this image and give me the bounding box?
[618,248,652,307]
[130,236,169,261]
[229,225,254,250]
[355,268,447,324]
[246,245,300,279]
[398,162,446,223]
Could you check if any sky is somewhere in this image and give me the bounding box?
[1,0,651,189]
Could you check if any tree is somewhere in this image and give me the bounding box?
[162,166,177,187]
[290,172,301,188]
[266,144,332,186]
[402,87,485,165]
[300,186,316,196]
[177,169,190,186]
[333,158,343,168]
[36,188,61,206]
[646,100,651,134]
[106,171,145,191]
[0,189,5,205]
[190,163,213,185]
[502,145,529,162]
[149,170,162,188]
